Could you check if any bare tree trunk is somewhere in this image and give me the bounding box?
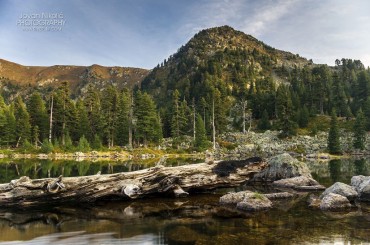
[49,95,53,143]
[192,98,196,141]
[128,91,133,149]
[212,98,216,150]
[242,99,246,134]
[0,158,266,207]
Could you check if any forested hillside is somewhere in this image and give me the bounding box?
[1,26,369,151]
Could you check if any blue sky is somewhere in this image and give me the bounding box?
[0,0,369,69]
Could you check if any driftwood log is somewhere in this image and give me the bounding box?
[0,157,267,207]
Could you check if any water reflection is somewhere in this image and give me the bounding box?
[0,195,369,244]
[1,157,370,244]
[0,158,204,184]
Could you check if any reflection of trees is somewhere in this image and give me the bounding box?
[329,159,342,183]
[77,161,91,176]
[354,159,366,176]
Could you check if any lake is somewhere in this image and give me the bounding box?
[0,157,369,244]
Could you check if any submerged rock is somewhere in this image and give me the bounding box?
[272,176,325,190]
[251,153,312,182]
[236,192,272,211]
[219,191,253,205]
[351,175,370,202]
[320,182,358,201]
[308,194,321,209]
[320,193,352,211]
[220,191,272,211]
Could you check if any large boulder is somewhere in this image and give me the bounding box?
[351,175,370,202]
[320,193,352,211]
[320,182,358,201]
[236,192,272,211]
[251,153,312,182]
[273,176,325,190]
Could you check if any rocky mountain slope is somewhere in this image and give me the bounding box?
[0,59,149,100]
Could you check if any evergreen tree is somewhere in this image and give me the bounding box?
[14,97,31,146]
[298,105,309,128]
[3,107,16,146]
[353,109,366,150]
[27,92,48,142]
[135,91,162,146]
[258,109,271,130]
[115,89,131,146]
[171,90,187,137]
[276,85,297,137]
[195,114,208,150]
[101,86,119,148]
[327,110,341,154]
[32,125,39,147]
[91,135,103,150]
[75,99,91,141]
[77,135,90,152]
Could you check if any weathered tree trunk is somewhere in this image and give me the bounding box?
[0,158,266,208]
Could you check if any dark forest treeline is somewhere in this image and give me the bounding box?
[0,58,369,152]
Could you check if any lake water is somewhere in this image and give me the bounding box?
[0,157,369,244]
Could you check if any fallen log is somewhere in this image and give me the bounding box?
[0,157,267,207]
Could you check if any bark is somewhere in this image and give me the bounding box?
[0,157,266,208]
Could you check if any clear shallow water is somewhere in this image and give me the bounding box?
[0,158,370,244]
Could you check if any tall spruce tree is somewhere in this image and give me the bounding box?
[195,114,208,150]
[327,110,341,154]
[135,91,162,146]
[14,97,31,146]
[353,109,366,150]
[276,85,297,137]
[27,92,48,142]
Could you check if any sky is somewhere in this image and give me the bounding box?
[0,0,369,69]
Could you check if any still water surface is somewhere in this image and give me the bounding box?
[0,157,369,244]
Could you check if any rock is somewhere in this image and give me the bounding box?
[308,194,321,209]
[263,192,295,200]
[219,191,253,205]
[236,192,272,211]
[320,193,352,211]
[272,176,325,190]
[320,182,358,201]
[251,153,312,182]
[351,175,370,202]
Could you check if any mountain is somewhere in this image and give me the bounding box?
[141,25,313,104]
[0,59,149,100]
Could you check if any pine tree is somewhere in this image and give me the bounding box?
[115,90,131,146]
[3,107,16,146]
[195,114,208,150]
[75,99,91,141]
[353,109,366,150]
[14,97,31,146]
[32,125,39,147]
[298,105,309,128]
[101,86,119,148]
[258,109,271,130]
[27,92,48,142]
[77,135,90,152]
[327,110,341,154]
[171,90,187,137]
[276,85,297,137]
[135,91,162,146]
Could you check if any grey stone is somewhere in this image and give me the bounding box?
[351,175,370,202]
[320,182,358,201]
[219,191,253,205]
[252,153,312,182]
[236,192,272,211]
[273,176,324,190]
[320,193,352,211]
